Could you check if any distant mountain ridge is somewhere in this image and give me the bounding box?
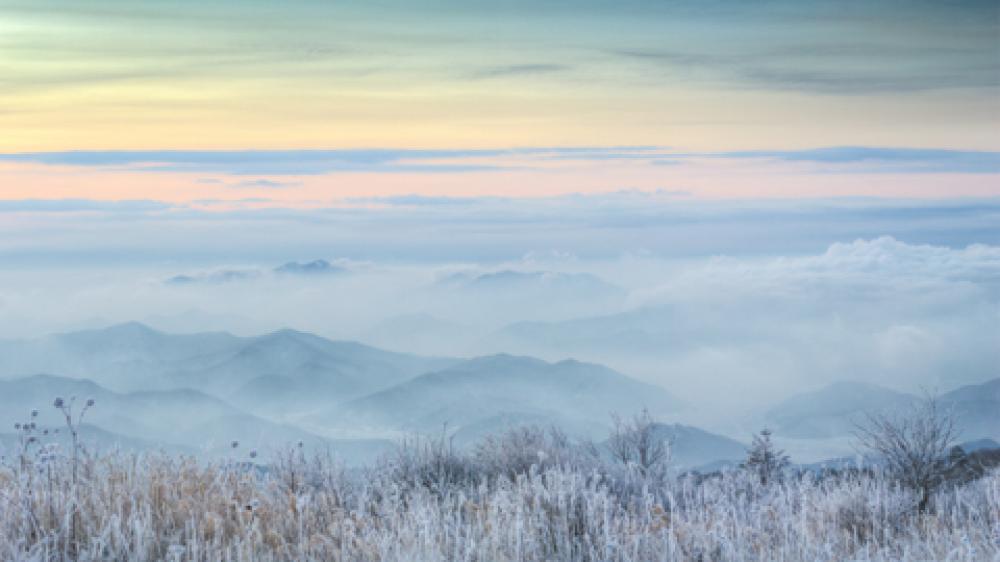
[0,374,393,463]
[765,381,918,438]
[14,323,991,469]
[597,423,748,470]
[940,378,1000,441]
[166,258,348,285]
[274,259,346,276]
[170,328,456,410]
[0,323,455,410]
[0,323,693,459]
[764,378,1000,441]
[321,354,682,438]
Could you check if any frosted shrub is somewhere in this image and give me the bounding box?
[830,472,916,547]
[473,425,599,481]
[375,431,478,497]
[0,413,997,560]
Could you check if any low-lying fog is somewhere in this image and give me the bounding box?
[0,195,997,463]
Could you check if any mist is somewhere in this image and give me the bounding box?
[1,197,997,462]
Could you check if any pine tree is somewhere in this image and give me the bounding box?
[743,428,790,485]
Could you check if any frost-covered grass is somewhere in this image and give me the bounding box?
[1,430,998,562]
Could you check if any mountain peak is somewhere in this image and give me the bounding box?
[57,321,162,341]
[765,380,918,439]
[274,259,345,276]
[249,328,328,351]
[457,353,549,370]
[105,321,159,334]
[265,327,314,339]
[943,377,1000,402]
[254,328,373,351]
[781,380,913,407]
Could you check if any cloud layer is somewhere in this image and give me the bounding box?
[2,194,999,267]
[0,235,995,430]
[2,146,997,175]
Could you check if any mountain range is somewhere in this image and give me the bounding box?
[0,323,682,462]
[1,323,995,466]
[166,258,347,286]
[597,423,748,470]
[0,374,393,463]
[764,379,1000,441]
[0,323,453,410]
[321,354,682,439]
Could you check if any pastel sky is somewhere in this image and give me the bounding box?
[1,0,998,204]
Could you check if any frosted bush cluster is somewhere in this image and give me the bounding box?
[0,419,997,561]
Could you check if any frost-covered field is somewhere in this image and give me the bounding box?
[1,433,998,562]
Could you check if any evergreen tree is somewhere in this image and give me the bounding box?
[743,428,790,485]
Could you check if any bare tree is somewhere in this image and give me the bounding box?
[608,409,670,475]
[742,428,790,485]
[607,414,634,466]
[853,395,958,512]
[472,424,598,479]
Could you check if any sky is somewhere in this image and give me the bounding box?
[0,0,998,205]
[0,1,998,429]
